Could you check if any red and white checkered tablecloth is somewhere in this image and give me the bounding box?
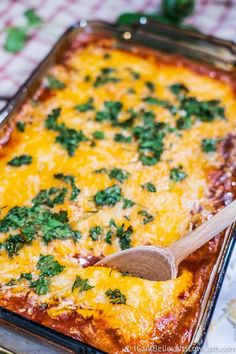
[0,0,235,105]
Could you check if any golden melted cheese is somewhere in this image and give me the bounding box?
[0,42,236,351]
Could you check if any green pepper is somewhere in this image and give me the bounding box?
[162,0,195,22]
[117,13,175,26]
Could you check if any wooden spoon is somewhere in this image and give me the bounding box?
[95,200,236,281]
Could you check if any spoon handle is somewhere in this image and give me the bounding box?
[169,199,236,266]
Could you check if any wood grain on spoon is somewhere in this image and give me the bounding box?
[96,200,236,281]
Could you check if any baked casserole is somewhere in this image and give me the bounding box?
[0,36,235,354]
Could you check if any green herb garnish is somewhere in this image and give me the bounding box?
[105,288,127,304]
[138,210,154,224]
[170,166,187,182]
[94,67,120,87]
[72,275,94,292]
[54,173,80,201]
[145,81,155,92]
[31,254,64,295]
[0,205,81,250]
[96,101,123,125]
[143,96,173,110]
[45,75,66,90]
[114,133,132,143]
[170,83,189,98]
[108,168,130,184]
[116,224,133,250]
[0,234,25,258]
[30,276,50,295]
[16,121,26,132]
[141,182,156,193]
[89,226,103,241]
[176,116,192,130]
[37,254,65,277]
[123,198,135,209]
[201,138,220,153]
[75,98,94,112]
[32,187,67,207]
[128,68,140,80]
[92,131,105,140]
[133,119,168,166]
[45,108,88,156]
[94,185,122,207]
[7,155,32,167]
[6,272,32,286]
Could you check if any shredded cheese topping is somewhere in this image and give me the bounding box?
[0,42,236,351]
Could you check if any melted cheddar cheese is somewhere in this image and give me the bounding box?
[0,40,236,353]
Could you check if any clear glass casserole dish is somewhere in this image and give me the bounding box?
[0,20,235,354]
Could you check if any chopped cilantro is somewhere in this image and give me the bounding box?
[138,210,154,224]
[84,75,90,82]
[45,75,66,90]
[176,115,192,130]
[132,119,168,166]
[16,121,26,132]
[105,288,126,304]
[108,168,130,184]
[0,205,81,249]
[45,108,88,156]
[74,98,94,112]
[72,275,94,292]
[169,83,189,97]
[7,155,32,167]
[101,219,132,249]
[170,166,187,182]
[126,88,136,94]
[1,234,25,258]
[56,127,88,156]
[32,187,67,207]
[201,138,220,153]
[54,173,80,201]
[141,182,156,193]
[89,226,102,241]
[96,101,123,125]
[37,254,64,277]
[143,96,173,110]
[20,273,32,281]
[94,67,120,87]
[92,131,105,140]
[105,230,113,244]
[123,198,135,209]
[30,276,50,295]
[94,167,130,184]
[181,97,225,122]
[114,133,132,143]
[127,68,140,80]
[93,168,108,174]
[45,108,61,130]
[30,254,64,295]
[116,224,133,250]
[94,185,122,207]
[145,81,155,92]
[103,53,110,59]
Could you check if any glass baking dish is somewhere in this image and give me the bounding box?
[0,20,235,354]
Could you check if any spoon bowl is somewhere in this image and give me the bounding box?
[96,246,177,281]
[95,200,236,281]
